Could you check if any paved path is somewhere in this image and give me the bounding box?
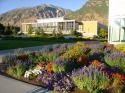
[0,74,54,93]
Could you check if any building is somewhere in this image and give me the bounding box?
[21,17,79,34]
[21,17,107,38]
[109,0,125,44]
[79,21,107,38]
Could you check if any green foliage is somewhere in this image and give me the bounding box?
[7,64,26,77]
[111,78,125,93]
[57,29,63,37]
[98,28,108,38]
[115,44,125,52]
[72,66,110,93]
[52,29,57,37]
[52,64,66,73]
[35,29,40,36]
[62,42,89,59]
[104,51,125,72]
[4,24,13,35]
[28,25,33,35]
[14,64,26,77]
[39,27,46,36]
[28,53,58,64]
[0,23,5,34]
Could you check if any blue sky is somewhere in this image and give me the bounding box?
[0,0,87,14]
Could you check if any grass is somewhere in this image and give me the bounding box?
[0,37,87,50]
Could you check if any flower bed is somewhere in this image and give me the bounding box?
[0,42,125,93]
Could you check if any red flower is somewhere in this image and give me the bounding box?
[111,73,125,80]
[47,62,52,72]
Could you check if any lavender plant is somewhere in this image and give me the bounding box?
[52,57,72,72]
[104,51,125,70]
[72,65,110,93]
[36,71,74,92]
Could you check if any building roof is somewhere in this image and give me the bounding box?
[36,17,75,23]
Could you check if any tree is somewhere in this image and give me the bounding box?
[98,28,108,38]
[4,24,13,35]
[39,27,45,36]
[35,28,40,36]
[0,23,5,35]
[28,25,33,35]
[70,29,77,36]
[12,26,17,35]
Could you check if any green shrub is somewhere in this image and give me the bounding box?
[115,44,125,52]
[72,65,110,93]
[98,28,108,38]
[14,64,26,77]
[62,42,89,59]
[104,51,125,71]
[111,78,125,93]
[52,57,76,73]
[52,64,66,72]
[7,64,26,77]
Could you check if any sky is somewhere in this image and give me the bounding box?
[0,0,87,14]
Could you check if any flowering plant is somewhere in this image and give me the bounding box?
[104,51,125,70]
[24,66,43,78]
[72,65,110,93]
[111,73,125,80]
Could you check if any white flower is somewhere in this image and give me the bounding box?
[24,69,32,78]
[24,67,43,78]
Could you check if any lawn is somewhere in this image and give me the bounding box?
[0,37,86,50]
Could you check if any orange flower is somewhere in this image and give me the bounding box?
[36,63,44,68]
[91,60,102,67]
[47,62,52,72]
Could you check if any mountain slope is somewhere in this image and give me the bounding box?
[0,4,72,26]
[66,0,109,24]
[0,0,109,26]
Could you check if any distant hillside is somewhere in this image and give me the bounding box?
[0,0,109,26]
[66,0,109,24]
[0,4,72,26]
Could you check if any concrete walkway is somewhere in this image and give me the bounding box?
[0,74,54,93]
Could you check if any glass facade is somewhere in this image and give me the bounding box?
[109,18,125,43]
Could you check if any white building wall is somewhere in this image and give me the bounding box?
[109,0,125,44]
[109,0,125,18]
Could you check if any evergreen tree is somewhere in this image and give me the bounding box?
[0,23,5,35]
[39,27,45,36]
[28,25,33,35]
[4,23,13,35]
[52,29,57,37]
[35,28,40,36]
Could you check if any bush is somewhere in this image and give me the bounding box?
[52,57,73,72]
[98,28,108,38]
[7,64,26,77]
[61,42,90,59]
[72,65,110,93]
[114,44,125,52]
[104,51,125,71]
[110,78,125,93]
